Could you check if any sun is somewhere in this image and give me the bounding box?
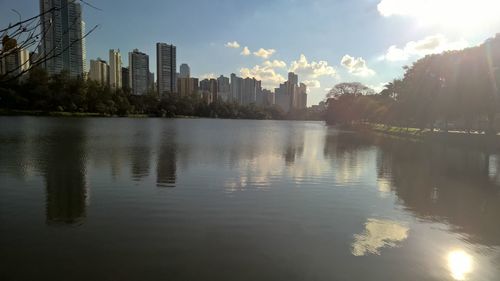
[447,250,473,280]
[378,0,500,31]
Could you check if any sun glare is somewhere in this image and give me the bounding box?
[447,250,473,280]
[378,0,500,30]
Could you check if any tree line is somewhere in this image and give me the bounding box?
[326,34,500,134]
[0,68,321,120]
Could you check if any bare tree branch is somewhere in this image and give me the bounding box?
[0,7,57,33]
[80,0,103,11]
[1,24,99,82]
[0,1,102,83]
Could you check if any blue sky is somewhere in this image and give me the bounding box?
[2,0,500,106]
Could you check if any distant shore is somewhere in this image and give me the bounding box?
[0,109,150,118]
[0,109,320,121]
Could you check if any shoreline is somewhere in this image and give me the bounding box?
[350,123,500,150]
[0,109,322,121]
[0,109,149,118]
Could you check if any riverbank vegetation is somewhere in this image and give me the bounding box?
[0,68,321,120]
[326,34,500,135]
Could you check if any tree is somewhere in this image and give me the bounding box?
[323,34,500,134]
[327,82,374,98]
[325,82,376,125]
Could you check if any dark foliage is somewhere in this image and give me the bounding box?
[326,34,500,134]
[0,69,292,120]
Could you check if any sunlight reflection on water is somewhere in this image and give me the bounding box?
[448,250,473,281]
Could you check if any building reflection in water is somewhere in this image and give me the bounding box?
[130,131,152,181]
[283,124,304,166]
[223,122,332,191]
[156,125,177,188]
[40,121,89,225]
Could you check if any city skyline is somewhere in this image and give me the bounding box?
[2,0,500,106]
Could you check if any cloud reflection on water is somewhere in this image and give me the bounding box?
[352,219,409,256]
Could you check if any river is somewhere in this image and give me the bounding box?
[1,117,499,281]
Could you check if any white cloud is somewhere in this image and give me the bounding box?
[289,54,337,79]
[253,48,276,59]
[241,46,251,56]
[367,82,387,94]
[225,41,240,48]
[263,60,287,68]
[302,80,321,89]
[240,63,286,89]
[384,34,468,61]
[200,73,217,80]
[378,0,418,17]
[377,0,500,29]
[341,55,376,76]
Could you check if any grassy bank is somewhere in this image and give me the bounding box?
[0,109,148,118]
[353,123,500,150]
[369,124,426,138]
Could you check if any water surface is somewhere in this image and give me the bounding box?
[1,117,499,281]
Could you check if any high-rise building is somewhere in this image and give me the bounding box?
[81,20,87,74]
[241,77,258,105]
[287,72,299,109]
[275,82,290,112]
[148,72,155,91]
[179,63,190,78]
[288,72,298,86]
[230,73,243,104]
[156,43,176,94]
[89,58,109,85]
[275,72,302,112]
[261,89,275,106]
[29,51,39,71]
[129,49,149,95]
[121,67,130,91]
[0,36,30,77]
[217,75,230,102]
[109,49,122,89]
[177,77,199,97]
[200,78,218,104]
[297,83,308,109]
[40,0,85,77]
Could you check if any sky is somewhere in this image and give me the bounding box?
[1,0,500,106]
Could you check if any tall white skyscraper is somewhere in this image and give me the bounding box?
[217,75,230,102]
[230,73,243,104]
[109,49,122,89]
[39,0,85,77]
[81,20,87,74]
[89,58,109,85]
[156,43,176,94]
[129,49,149,95]
[179,63,190,78]
[0,37,30,77]
[241,77,258,105]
